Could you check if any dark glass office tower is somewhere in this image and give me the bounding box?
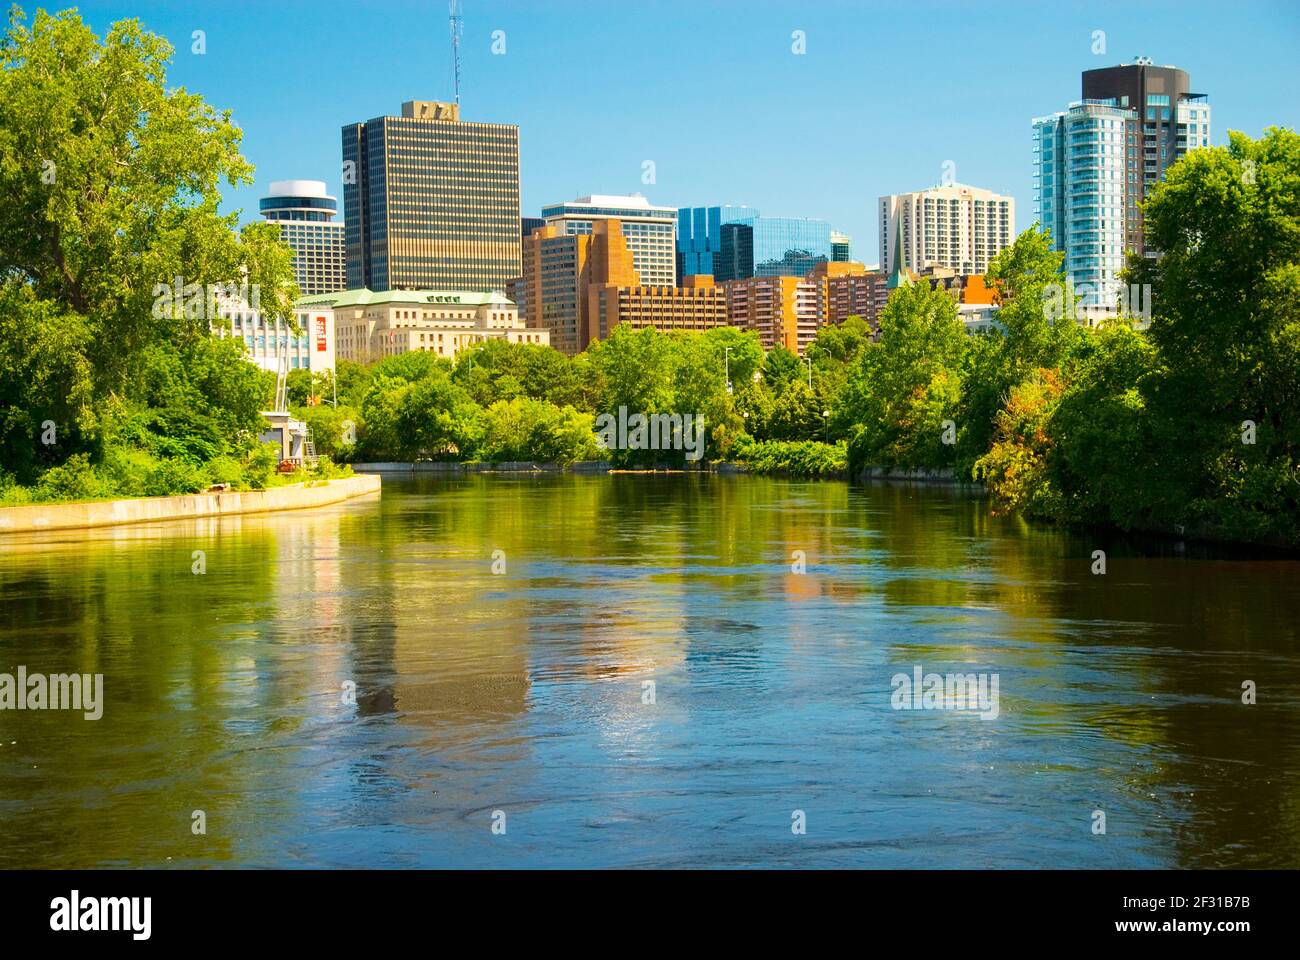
[342,100,521,291]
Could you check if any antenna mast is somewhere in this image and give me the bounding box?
[449,0,463,107]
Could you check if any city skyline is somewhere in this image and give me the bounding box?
[70,0,1300,264]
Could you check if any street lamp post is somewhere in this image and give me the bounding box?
[724,346,733,395]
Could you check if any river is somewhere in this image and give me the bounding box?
[1,474,1297,867]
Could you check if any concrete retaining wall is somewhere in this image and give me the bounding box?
[0,474,382,535]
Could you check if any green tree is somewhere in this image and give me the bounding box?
[0,7,297,394]
[397,374,480,460]
[475,397,598,464]
[1128,127,1300,541]
[762,346,804,390]
[840,281,967,472]
[0,7,297,494]
[355,376,413,462]
[0,287,96,480]
[954,227,1079,474]
[333,358,371,407]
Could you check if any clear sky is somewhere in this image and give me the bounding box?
[71,0,1300,265]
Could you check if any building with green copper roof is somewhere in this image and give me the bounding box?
[294,287,545,364]
[296,288,515,309]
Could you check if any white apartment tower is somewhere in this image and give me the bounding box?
[879,183,1015,278]
[1032,102,1132,306]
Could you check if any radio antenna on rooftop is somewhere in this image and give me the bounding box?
[449,0,464,107]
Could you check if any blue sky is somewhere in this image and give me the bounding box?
[72,0,1300,265]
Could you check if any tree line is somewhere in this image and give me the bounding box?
[2,10,1295,545]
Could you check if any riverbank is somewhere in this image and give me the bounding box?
[350,460,981,487]
[353,460,766,476]
[0,474,381,534]
[352,463,1296,550]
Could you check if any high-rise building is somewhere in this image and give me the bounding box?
[1082,60,1211,259]
[520,220,639,355]
[341,100,520,292]
[520,226,589,356]
[522,220,741,353]
[878,184,1014,278]
[830,231,852,262]
[676,205,760,280]
[259,180,347,296]
[1033,60,1211,304]
[541,194,677,286]
[717,216,833,282]
[521,217,545,238]
[723,275,821,354]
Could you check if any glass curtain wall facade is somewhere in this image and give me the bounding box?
[676,205,760,278]
[718,217,833,281]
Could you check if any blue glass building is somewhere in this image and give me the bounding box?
[716,216,833,281]
[676,205,760,280]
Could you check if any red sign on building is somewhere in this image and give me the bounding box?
[315,316,327,352]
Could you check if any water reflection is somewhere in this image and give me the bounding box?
[0,475,1296,867]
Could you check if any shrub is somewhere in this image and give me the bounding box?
[204,455,244,487]
[142,458,208,497]
[733,438,848,477]
[241,443,281,490]
[30,453,119,502]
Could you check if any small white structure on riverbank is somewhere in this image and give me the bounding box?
[259,363,314,467]
[260,410,310,466]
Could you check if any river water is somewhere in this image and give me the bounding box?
[1,474,1297,867]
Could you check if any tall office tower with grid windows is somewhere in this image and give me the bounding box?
[341,100,521,292]
[1033,61,1210,304]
